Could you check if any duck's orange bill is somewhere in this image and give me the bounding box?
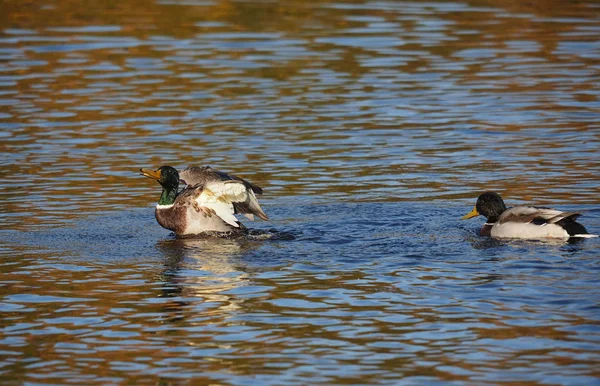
[461,206,480,220]
[140,168,161,180]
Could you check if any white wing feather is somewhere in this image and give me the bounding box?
[195,181,250,228]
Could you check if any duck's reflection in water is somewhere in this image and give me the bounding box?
[153,236,259,323]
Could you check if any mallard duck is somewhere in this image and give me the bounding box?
[462,191,596,240]
[140,165,268,237]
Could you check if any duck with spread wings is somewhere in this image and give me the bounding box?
[140,165,268,237]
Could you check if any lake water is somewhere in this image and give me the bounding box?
[1,0,600,384]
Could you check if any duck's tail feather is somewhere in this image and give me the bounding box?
[570,234,599,238]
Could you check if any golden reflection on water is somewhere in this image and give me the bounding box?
[3,240,599,383]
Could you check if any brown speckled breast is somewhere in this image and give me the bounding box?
[155,206,187,235]
[480,223,493,237]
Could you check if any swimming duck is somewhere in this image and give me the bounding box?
[140,165,268,237]
[462,191,596,240]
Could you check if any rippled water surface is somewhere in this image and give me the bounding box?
[1,0,600,384]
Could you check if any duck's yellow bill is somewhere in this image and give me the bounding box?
[140,168,161,181]
[461,206,479,220]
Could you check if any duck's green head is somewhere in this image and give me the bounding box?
[140,166,179,205]
[462,191,507,222]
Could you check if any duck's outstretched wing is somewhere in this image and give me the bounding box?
[180,166,264,195]
[179,166,213,186]
[195,180,268,226]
